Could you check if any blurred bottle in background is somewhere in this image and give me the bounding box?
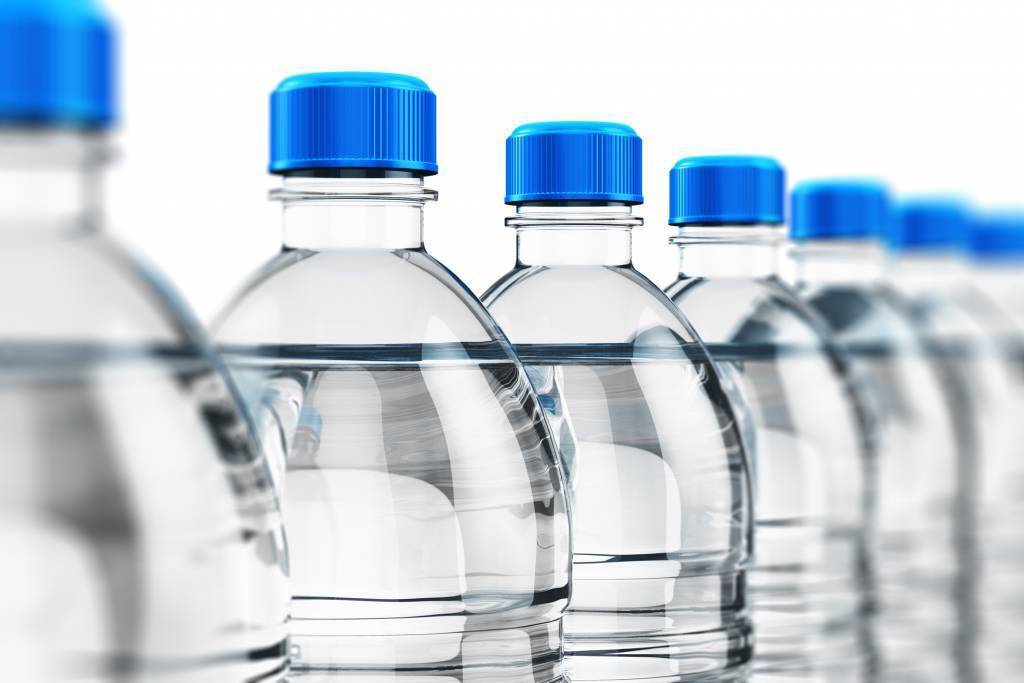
[965,217,1024,683]
[966,213,1024,373]
[789,181,962,683]
[885,199,1024,683]
[0,1,289,680]
[937,208,1024,683]
[664,157,874,683]
[483,122,754,682]
[213,73,571,681]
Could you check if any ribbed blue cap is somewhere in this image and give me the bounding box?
[505,121,642,204]
[269,72,437,175]
[889,199,970,252]
[669,155,785,225]
[969,213,1024,263]
[790,180,892,240]
[0,0,116,127]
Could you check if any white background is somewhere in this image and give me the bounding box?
[104,0,1024,322]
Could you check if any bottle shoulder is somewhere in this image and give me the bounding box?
[890,278,999,343]
[665,275,832,349]
[799,282,925,349]
[0,233,200,347]
[214,247,508,349]
[482,264,699,347]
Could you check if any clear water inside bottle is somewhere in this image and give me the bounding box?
[221,341,570,681]
[801,285,962,683]
[894,284,1024,683]
[0,342,289,682]
[666,271,872,683]
[513,343,752,683]
[700,342,868,683]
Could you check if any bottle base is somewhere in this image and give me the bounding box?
[564,568,751,682]
[564,622,752,682]
[288,619,564,682]
[289,672,567,683]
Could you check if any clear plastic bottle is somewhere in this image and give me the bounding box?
[213,73,571,681]
[886,201,1024,683]
[789,181,962,683]
[482,122,754,683]
[0,2,289,681]
[663,157,873,683]
[964,217,1024,683]
[968,213,1024,378]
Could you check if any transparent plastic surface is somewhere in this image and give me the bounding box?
[0,132,289,682]
[214,177,571,681]
[965,267,1024,395]
[888,256,1024,683]
[665,228,872,683]
[794,242,962,682]
[483,214,753,683]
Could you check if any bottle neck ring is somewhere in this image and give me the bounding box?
[0,129,107,237]
[275,173,436,250]
[887,251,967,294]
[508,203,641,267]
[670,224,786,279]
[790,239,887,286]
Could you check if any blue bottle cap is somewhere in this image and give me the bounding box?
[505,121,643,205]
[0,0,116,127]
[669,155,785,226]
[889,199,970,253]
[269,72,437,175]
[790,180,891,240]
[969,212,1024,263]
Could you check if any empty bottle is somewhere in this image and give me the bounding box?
[0,1,289,680]
[213,73,571,680]
[887,201,1022,683]
[789,181,962,683]
[482,122,753,682]
[664,157,873,682]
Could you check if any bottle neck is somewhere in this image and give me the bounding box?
[508,204,642,267]
[791,239,887,287]
[276,174,436,250]
[0,129,106,238]
[887,250,968,294]
[671,224,786,279]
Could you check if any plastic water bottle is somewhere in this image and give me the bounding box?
[887,201,1023,683]
[0,1,289,680]
[963,213,1024,683]
[664,157,873,682]
[789,181,962,682]
[968,213,1024,374]
[213,73,571,680]
[481,122,754,682]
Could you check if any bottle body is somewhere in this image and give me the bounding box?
[214,178,571,680]
[0,131,289,681]
[794,243,962,682]
[968,267,1024,382]
[666,231,872,683]
[888,256,1024,683]
[484,218,753,682]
